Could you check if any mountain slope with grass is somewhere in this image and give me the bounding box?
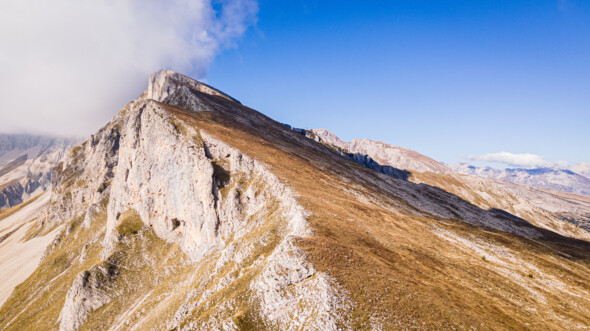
[1,70,589,330]
[292,128,590,241]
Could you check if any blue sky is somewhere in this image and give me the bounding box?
[205,0,590,168]
[2,0,587,169]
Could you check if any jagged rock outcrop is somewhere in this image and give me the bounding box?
[147,69,241,105]
[59,264,118,331]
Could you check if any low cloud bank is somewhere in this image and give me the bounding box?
[0,0,257,136]
[467,151,569,169]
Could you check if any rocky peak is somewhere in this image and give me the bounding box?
[304,128,449,174]
[146,69,240,105]
[311,129,344,146]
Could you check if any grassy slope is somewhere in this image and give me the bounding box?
[166,92,590,330]
[411,171,590,240]
[0,204,192,331]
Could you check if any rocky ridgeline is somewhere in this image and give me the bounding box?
[282,125,590,239]
[286,125,590,201]
[283,125,450,180]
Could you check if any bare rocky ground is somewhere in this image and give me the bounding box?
[0,70,588,330]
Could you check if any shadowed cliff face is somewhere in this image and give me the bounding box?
[1,70,589,330]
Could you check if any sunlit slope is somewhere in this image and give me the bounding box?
[165,79,590,329]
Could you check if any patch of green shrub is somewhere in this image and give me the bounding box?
[116,210,144,237]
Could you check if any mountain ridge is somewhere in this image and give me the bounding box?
[1,70,589,330]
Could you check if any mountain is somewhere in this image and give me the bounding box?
[0,134,80,209]
[1,70,589,330]
[451,163,590,196]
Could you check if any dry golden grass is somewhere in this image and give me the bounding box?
[0,205,192,331]
[80,211,190,331]
[0,212,104,330]
[411,171,590,240]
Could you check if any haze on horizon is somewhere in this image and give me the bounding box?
[1,0,588,170]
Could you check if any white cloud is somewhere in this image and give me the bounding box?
[570,162,590,178]
[0,0,257,136]
[467,151,568,168]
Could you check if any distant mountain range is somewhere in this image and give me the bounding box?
[450,163,590,196]
[0,134,79,209]
[284,126,590,197]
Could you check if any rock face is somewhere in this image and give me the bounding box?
[2,70,590,330]
[102,98,310,262]
[59,264,117,331]
[0,134,79,209]
[451,163,590,196]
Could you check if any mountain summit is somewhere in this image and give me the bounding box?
[146,69,241,105]
[1,70,589,330]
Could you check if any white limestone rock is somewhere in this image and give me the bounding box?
[59,264,117,331]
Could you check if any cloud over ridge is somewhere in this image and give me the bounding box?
[467,151,568,168]
[0,0,257,136]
